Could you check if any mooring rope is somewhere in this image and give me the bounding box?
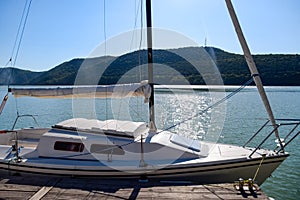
[253,154,266,182]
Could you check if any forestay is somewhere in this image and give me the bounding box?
[8,81,151,102]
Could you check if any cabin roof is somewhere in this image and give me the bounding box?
[54,118,148,136]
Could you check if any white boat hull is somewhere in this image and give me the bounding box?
[0,121,289,185]
[0,151,287,185]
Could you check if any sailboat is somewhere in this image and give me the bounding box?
[0,0,298,186]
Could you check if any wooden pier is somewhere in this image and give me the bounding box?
[0,172,269,200]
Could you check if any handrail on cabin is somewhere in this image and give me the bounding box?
[11,114,39,130]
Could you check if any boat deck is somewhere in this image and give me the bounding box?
[0,171,269,200]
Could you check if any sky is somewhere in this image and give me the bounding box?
[0,0,299,71]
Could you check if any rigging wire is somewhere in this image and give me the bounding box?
[138,0,144,80]
[137,0,145,121]
[129,0,142,50]
[129,1,140,50]
[4,0,33,118]
[115,0,145,122]
[93,78,256,151]
[9,78,255,158]
[13,0,33,67]
[103,0,107,56]
[128,0,144,80]
[102,0,110,125]
[135,0,144,122]
[5,0,33,86]
[8,0,29,66]
[157,77,254,134]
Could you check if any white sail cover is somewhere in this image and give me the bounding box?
[9,81,151,102]
[55,118,148,137]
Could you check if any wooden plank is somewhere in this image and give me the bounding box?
[0,173,269,200]
[0,191,35,200]
[28,178,60,200]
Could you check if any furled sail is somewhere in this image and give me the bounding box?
[9,81,151,102]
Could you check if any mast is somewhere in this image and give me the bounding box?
[146,0,156,132]
[225,0,279,138]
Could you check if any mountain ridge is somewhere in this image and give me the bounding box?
[1,47,299,86]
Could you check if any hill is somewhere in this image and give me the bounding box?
[0,67,42,85]
[1,47,299,86]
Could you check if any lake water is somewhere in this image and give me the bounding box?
[0,85,299,199]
